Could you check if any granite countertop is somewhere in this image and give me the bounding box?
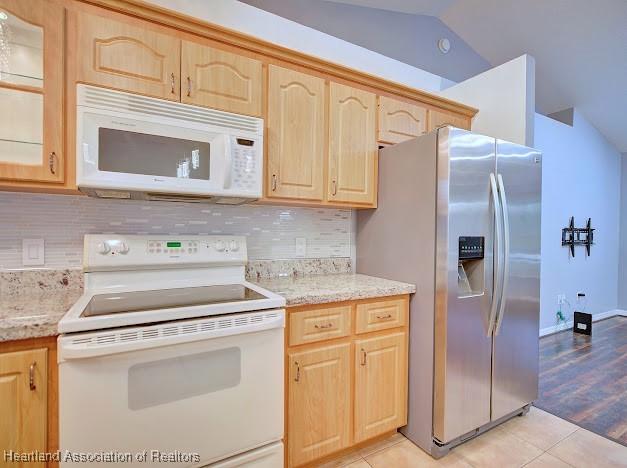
[252,273,416,307]
[0,273,415,342]
[0,290,82,342]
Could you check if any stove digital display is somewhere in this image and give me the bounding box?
[167,241,182,248]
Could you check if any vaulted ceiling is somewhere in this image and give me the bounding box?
[325,0,627,152]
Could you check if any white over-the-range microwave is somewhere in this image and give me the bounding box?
[76,84,264,204]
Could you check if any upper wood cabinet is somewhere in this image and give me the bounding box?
[182,41,262,116]
[378,96,427,144]
[354,332,407,443]
[267,65,325,201]
[0,0,64,184]
[288,343,351,467]
[0,348,47,467]
[328,83,377,205]
[427,109,471,132]
[71,11,181,100]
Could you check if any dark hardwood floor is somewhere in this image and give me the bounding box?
[534,316,627,446]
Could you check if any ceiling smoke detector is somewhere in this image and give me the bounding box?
[438,38,451,54]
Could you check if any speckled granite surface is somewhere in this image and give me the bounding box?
[0,264,414,342]
[251,273,416,306]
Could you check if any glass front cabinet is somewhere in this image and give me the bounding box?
[0,0,64,184]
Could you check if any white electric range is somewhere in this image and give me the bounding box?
[58,234,286,467]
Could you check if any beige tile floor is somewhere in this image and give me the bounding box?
[318,407,627,468]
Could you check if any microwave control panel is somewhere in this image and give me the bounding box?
[231,137,259,192]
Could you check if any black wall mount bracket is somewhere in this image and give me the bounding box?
[561,217,594,257]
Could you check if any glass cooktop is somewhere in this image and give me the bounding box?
[81,284,267,317]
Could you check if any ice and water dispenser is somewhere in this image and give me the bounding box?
[458,236,485,297]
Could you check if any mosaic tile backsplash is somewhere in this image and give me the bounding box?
[0,192,352,270]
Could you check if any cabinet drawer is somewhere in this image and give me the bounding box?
[289,306,351,346]
[355,298,407,334]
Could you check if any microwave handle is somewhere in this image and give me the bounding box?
[223,136,233,189]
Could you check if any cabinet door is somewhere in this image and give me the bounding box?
[0,349,47,467]
[427,109,471,132]
[354,332,407,443]
[288,343,351,467]
[72,11,181,100]
[181,41,262,116]
[328,83,377,205]
[0,0,63,183]
[378,96,427,144]
[267,65,325,201]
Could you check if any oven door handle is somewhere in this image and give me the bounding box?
[58,310,285,361]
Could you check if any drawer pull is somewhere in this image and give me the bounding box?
[271,174,277,191]
[187,76,192,97]
[376,313,393,320]
[294,361,300,382]
[314,323,334,330]
[29,361,37,391]
[331,179,337,196]
[170,72,175,94]
[360,348,367,366]
[49,152,57,175]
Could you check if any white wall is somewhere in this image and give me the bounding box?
[439,55,535,146]
[620,156,627,309]
[536,110,621,331]
[145,0,448,92]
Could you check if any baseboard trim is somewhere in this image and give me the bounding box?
[539,309,626,337]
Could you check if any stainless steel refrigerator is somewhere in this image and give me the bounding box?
[356,127,542,457]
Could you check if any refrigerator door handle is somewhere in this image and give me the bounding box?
[494,174,511,336]
[487,173,503,336]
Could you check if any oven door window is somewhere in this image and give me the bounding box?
[98,128,210,180]
[128,347,241,410]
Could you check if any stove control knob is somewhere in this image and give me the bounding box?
[116,242,130,255]
[229,240,239,251]
[214,240,225,252]
[97,242,111,255]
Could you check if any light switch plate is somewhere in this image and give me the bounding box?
[22,239,45,266]
[295,237,307,257]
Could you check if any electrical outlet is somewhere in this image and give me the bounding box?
[295,237,307,257]
[576,291,586,300]
[22,239,45,266]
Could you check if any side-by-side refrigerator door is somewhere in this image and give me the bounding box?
[433,128,496,444]
[491,140,542,421]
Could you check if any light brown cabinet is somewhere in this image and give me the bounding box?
[72,11,181,101]
[286,295,409,467]
[288,343,351,467]
[427,108,471,132]
[267,65,325,201]
[181,41,262,116]
[0,0,64,185]
[354,332,407,443]
[0,348,47,467]
[378,95,427,145]
[328,83,377,205]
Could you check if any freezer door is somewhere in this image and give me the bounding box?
[433,128,496,444]
[491,140,542,421]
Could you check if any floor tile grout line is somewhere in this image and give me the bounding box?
[541,426,582,454]
[359,436,406,459]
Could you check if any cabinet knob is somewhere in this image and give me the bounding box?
[49,152,57,175]
[29,361,37,391]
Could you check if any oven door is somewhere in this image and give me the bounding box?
[58,310,284,467]
[77,108,233,196]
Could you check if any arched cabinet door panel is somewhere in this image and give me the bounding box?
[181,41,262,117]
[328,82,377,206]
[267,65,325,201]
[71,10,181,101]
[378,95,427,145]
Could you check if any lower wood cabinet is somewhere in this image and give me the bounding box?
[354,332,407,443]
[286,295,409,467]
[0,348,47,468]
[288,343,351,467]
